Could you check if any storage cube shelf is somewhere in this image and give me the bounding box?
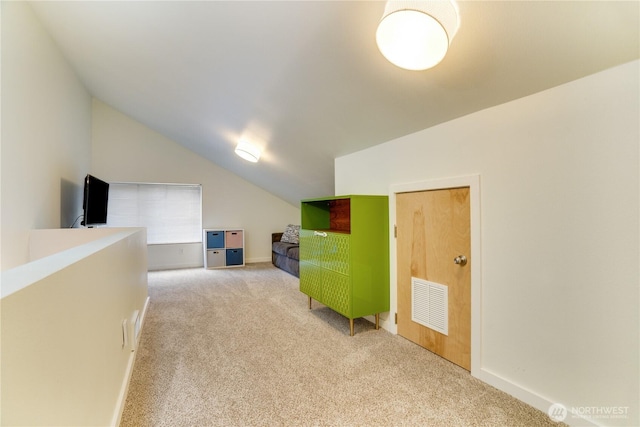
[299,195,390,336]
[203,228,245,269]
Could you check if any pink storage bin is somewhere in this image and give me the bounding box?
[225,230,243,248]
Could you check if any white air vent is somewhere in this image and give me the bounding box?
[411,277,448,335]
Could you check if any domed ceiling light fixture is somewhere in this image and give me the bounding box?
[376,0,460,71]
[235,140,261,163]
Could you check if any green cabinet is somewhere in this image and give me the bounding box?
[300,195,389,335]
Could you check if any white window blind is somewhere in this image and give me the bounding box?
[107,183,202,244]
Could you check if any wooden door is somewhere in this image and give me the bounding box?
[396,188,471,370]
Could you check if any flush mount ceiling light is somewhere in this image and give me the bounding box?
[235,140,261,163]
[376,0,460,71]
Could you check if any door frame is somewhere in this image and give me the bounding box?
[389,174,482,377]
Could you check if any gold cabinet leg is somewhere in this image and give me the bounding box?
[308,296,312,310]
[349,319,354,336]
[375,313,380,330]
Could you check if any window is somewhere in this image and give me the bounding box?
[107,183,202,244]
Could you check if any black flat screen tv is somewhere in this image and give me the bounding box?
[81,174,109,227]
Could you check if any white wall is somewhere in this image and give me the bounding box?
[336,61,639,427]
[91,99,300,268]
[1,228,149,426]
[0,1,92,271]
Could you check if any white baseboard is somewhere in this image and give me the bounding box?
[111,296,151,427]
[134,296,151,348]
[477,367,600,427]
[246,257,272,263]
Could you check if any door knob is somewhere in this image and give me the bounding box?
[453,255,467,266]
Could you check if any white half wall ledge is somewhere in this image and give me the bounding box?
[28,227,130,262]
[1,227,149,427]
[2,227,147,298]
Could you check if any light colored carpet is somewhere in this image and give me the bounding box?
[121,263,560,426]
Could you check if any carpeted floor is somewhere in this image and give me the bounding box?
[120,263,561,426]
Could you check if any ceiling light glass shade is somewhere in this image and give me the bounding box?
[376,0,459,71]
[235,141,261,163]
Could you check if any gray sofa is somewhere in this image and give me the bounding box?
[272,232,299,277]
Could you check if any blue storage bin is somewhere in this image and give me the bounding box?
[226,248,243,266]
[206,231,225,249]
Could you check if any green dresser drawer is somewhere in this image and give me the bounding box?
[322,232,350,276]
[321,270,351,317]
[300,261,323,301]
[299,229,323,266]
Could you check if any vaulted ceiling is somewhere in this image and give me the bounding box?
[30,1,639,206]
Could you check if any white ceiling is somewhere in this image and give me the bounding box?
[30,1,639,206]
